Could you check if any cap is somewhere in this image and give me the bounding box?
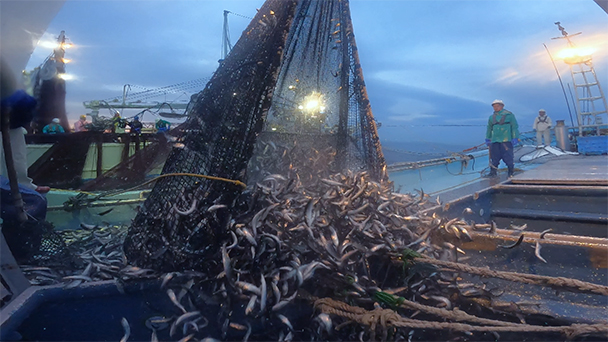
[539,109,546,112]
[134,116,139,120]
[52,118,60,123]
[491,99,504,105]
[80,114,86,119]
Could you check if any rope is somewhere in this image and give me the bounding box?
[314,297,608,339]
[97,172,246,198]
[64,173,247,210]
[374,291,519,327]
[414,256,608,296]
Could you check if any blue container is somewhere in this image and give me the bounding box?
[578,136,608,155]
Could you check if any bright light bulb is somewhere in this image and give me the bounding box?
[58,74,74,80]
[62,58,72,64]
[305,100,319,110]
[39,40,59,49]
[557,46,595,60]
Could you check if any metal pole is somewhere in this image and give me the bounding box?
[1,107,27,223]
[543,43,575,127]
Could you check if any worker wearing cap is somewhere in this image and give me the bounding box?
[42,118,65,134]
[533,109,552,147]
[74,114,89,132]
[485,99,519,177]
[155,118,171,133]
[129,116,143,134]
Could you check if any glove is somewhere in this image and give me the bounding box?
[511,138,519,146]
[485,139,491,146]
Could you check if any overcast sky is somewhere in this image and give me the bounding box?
[26,0,608,148]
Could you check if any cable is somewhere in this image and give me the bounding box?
[62,173,247,211]
[95,172,247,200]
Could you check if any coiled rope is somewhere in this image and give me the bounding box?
[314,297,608,339]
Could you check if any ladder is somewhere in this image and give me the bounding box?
[570,60,608,135]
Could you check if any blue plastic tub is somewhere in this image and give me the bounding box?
[578,136,608,155]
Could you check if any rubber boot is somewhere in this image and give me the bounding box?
[508,167,514,178]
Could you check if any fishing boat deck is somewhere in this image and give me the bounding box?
[511,154,608,186]
[430,154,608,205]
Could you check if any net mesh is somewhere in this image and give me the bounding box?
[124,0,386,271]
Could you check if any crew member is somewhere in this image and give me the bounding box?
[1,57,50,194]
[155,118,171,133]
[485,99,519,178]
[112,113,126,133]
[129,116,143,134]
[533,109,552,147]
[74,114,89,132]
[42,118,65,134]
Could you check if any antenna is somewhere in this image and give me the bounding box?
[551,22,582,47]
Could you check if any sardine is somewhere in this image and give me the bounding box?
[535,241,547,263]
[175,311,201,328]
[236,281,262,296]
[499,234,524,249]
[510,223,527,231]
[540,228,552,239]
[276,314,294,331]
[120,317,130,342]
[246,295,257,315]
[175,199,197,216]
[260,274,267,311]
[167,289,187,314]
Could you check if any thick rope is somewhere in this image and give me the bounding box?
[314,297,608,339]
[414,256,608,296]
[391,294,520,327]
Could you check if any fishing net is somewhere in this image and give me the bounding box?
[123,0,298,271]
[124,0,385,271]
[248,0,385,183]
[2,220,72,266]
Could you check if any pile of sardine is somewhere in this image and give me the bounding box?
[19,156,563,341]
[20,224,159,287]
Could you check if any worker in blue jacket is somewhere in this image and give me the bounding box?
[485,99,520,178]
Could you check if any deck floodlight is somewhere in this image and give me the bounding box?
[558,46,595,65]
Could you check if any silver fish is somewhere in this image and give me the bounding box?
[499,234,524,249]
[510,223,527,231]
[120,317,130,342]
[246,295,257,315]
[167,289,187,314]
[535,241,547,263]
[260,274,267,312]
[540,228,552,239]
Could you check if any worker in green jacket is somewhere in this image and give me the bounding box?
[485,99,519,178]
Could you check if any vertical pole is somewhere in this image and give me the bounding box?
[96,135,103,178]
[121,133,130,164]
[1,108,27,223]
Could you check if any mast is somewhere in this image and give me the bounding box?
[32,30,71,133]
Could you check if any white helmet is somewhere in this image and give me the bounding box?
[491,99,504,105]
[52,118,60,123]
[539,109,546,113]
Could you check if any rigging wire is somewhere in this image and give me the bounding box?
[543,43,575,127]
